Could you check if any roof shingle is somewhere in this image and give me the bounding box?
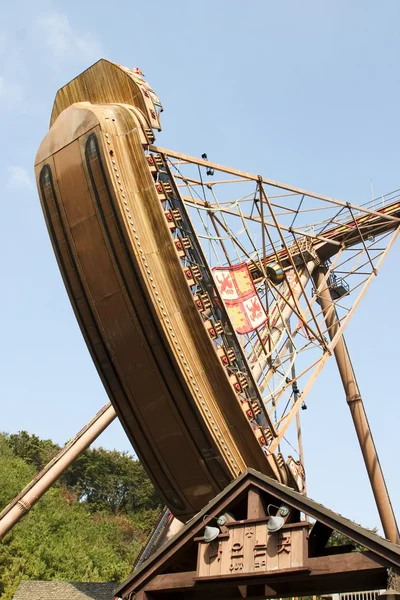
[13,581,117,600]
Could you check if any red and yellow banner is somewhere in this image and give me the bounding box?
[213,263,267,334]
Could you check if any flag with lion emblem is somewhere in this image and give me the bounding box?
[213,262,267,334]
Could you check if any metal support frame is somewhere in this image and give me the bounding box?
[153,147,400,223]
[313,266,399,544]
[0,403,117,539]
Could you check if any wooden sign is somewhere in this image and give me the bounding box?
[197,522,308,578]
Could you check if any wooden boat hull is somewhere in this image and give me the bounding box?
[35,101,281,519]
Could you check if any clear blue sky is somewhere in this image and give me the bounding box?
[1,0,399,534]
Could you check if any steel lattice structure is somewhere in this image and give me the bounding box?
[1,59,399,546]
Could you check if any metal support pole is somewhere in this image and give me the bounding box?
[0,403,117,539]
[313,266,399,543]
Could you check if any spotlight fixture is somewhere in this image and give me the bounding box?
[202,515,228,543]
[267,504,289,533]
[203,525,220,543]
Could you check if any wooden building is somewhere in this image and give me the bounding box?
[115,468,400,599]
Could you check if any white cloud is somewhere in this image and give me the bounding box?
[37,13,101,62]
[8,166,34,190]
[0,76,23,107]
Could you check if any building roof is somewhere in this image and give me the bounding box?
[13,581,116,600]
[115,467,400,597]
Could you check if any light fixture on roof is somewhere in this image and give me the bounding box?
[203,525,220,543]
[203,515,228,543]
[267,504,289,533]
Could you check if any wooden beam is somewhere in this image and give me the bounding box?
[144,571,196,593]
[247,488,266,519]
[321,544,356,556]
[247,583,277,597]
[237,583,277,598]
[307,551,385,573]
[143,552,388,596]
[308,521,333,557]
[133,592,150,600]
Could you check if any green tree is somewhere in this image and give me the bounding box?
[6,431,59,472]
[0,433,162,600]
[1,432,161,514]
[0,436,36,512]
[62,447,161,514]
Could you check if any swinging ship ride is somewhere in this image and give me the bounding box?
[31,60,399,540]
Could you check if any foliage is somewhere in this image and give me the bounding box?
[2,431,161,514]
[327,527,377,551]
[0,437,35,509]
[0,432,163,600]
[62,447,161,513]
[6,432,59,473]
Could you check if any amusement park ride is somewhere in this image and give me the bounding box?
[1,59,400,594]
